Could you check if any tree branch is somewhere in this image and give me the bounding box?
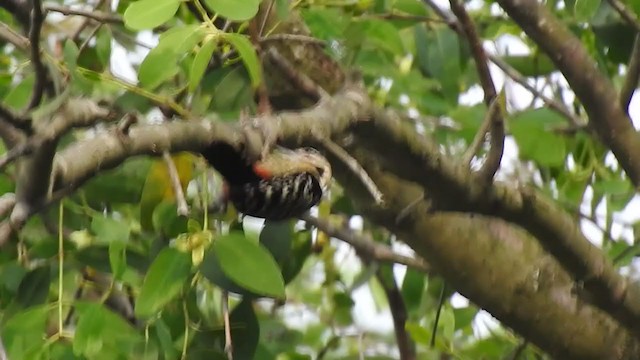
[337,161,640,359]
[621,34,640,113]
[449,0,504,182]
[356,109,640,339]
[27,0,46,110]
[606,0,640,33]
[0,21,29,51]
[488,54,583,128]
[301,214,430,273]
[1,80,638,353]
[496,0,640,187]
[44,4,123,25]
[375,266,417,360]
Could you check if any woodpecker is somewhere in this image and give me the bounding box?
[201,143,331,220]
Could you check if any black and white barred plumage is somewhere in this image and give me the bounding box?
[228,172,323,220]
[202,143,330,220]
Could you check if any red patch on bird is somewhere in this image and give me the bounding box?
[222,182,230,199]
[252,163,271,179]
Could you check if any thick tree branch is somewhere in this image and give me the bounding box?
[334,160,640,359]
[496,0,640,187]
[355,109,640,338]
[6,99,112,243]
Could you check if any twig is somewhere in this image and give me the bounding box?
[507,340,529,360]
[44,4,123,25]
[488,54,583,128]
[620,34,640,114]
[222,291,233,360]
[375,267,417,360]
[0,141,34,169]
[606,0,640,33]
[260,34,326,46]
[0,103,31,133]
[77,23,103,54]
[462,97,500,166]
[301,214,431,273]
[0,21,30,50]
[162,151,189,217]
[362,13,449,24]
[265,47,327,101]
[430,283,446,348]
[27,0,47,110]
[0,99,112,170]
[449,0,504,182]
[257,0,275,37]
[317,137,384,205]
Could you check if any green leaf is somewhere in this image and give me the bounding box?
[74,302,142,358]
[401,268,426,316]
[574,0,601,22]
[2,305,49,359]
[510,108,567,167]
[0,262,26,293]
[189,37,217,93]
[157,24,206,54]
[223,33,263,88]
[17,265,50,307]
[123,0,180,30]
[300,8,348,40]
[502,54,555,77]
[91,216,131,244]
[346,19,405,55]
[405,321,431,345]
[135,247,192,318]
[203,0,260,21]
[138,46,180,90]
[415,24,461,104]
[82,157,151,206]
[205,66,254,114]
[212,232,285,298]
[3,74,34,110]
[109,241,127,280]
[453,306,478,331]
[259,220,294,263]
[95,27,112,67]
[152,201,188,238]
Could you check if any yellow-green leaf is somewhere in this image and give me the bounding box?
[213,232,285,299]
[223,33,262,88]
[189,38,217,93]
[203,0,260,21]
[124,0,180,31]
[134,248,191,318]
